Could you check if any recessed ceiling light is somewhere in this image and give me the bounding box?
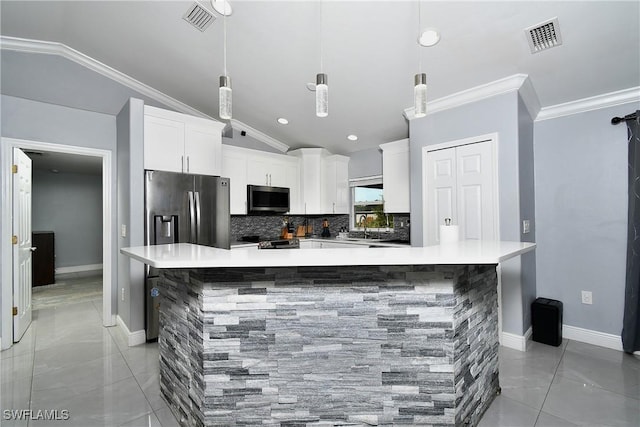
[419,28,440,47]
[347,134,358,141]
[211,0,232,16]
[277,118,289,125]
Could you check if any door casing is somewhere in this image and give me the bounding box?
[1,137,114,350]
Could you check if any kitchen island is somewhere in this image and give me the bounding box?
[121,241,535,426]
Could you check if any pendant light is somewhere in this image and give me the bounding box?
[316,0,328,117]
[219,1,232,120]
[414,1,427,118]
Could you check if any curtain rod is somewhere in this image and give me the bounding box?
[611,112,638,125]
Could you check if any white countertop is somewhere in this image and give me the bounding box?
[121,240,535,269]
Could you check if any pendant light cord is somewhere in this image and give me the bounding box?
[319,0,323,73]
[223,1,228,76]
[417,0,422,73]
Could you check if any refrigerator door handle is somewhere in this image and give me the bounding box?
[188,191,196,243]
[195,191,202,244]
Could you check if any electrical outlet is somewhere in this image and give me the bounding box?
[121,224,127,238]
[581,290,592,305]
[121,288,125,301]
[523,220,531,234]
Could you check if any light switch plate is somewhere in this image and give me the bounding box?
[522,220,530,234]
[121,224,127,238]
[581,290,592,305]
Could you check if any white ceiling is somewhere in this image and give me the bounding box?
[1,1,639,155]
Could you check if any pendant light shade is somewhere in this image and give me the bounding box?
[414,73,427,118]
[219,75,232,120]
[316,73,328,118]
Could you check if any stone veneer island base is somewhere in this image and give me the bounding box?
[158,264,499,426]
[121,241,535,426]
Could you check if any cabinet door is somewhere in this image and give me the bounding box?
[184,122,221,175]
[322,159,337,213]
[382,148,410,213]
[144,115,185,172]
[222,147,248,215]
[334,159,349,214]
[246,155,272,186]
[283,159,302,214]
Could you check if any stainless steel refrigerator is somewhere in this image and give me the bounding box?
[144,170,230,340]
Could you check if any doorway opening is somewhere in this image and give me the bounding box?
[1,138,114,350]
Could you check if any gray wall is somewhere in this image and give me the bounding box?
[534,102,635,335]
[32,169,103,268]
[349,147,383,179]
[116,98,145,333]
[409,91,529,335]
[1,94,117,334]
[517,95,537,334]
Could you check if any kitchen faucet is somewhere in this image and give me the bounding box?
[359,214,370,239]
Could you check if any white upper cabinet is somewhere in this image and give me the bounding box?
[380,139,410,213]
[222,145,302,215]
[322,155,350,214]
[289,148,350,215]
[221,145,248,215]
[143,105,225,175]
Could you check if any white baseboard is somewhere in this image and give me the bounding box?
[56,264,103,274]
[116,315,146,347]
[562,324,623,352]
[501,327,532,352]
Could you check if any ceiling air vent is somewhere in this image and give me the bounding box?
[525,17,562,54]
[183,2,215,32]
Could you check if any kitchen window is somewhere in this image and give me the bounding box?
[349,176,393,232]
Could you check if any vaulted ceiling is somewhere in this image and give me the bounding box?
[1,1,639,155]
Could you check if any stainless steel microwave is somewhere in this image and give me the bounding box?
[247,185,290,214]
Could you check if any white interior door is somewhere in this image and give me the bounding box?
[456,141,497,241]
[12,147,33,342]
[424,140,497,245]
[425,148,457,245]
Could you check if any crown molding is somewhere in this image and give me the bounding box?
[2,36,293,152]
[229,119,290,153]
[1,36,215,120]
[404,74,534,120]
[536,87,640,122]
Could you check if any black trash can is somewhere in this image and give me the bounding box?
[531,297,563,346]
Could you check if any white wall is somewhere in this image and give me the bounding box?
[534,102,636,336]
[32,169,103,268]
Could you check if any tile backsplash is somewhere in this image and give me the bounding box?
[231,213,410,243]
[231,215,349,241]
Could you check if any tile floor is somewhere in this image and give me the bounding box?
[1,277,179,427]
[2,277,640,426]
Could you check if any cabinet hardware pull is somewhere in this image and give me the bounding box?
[187,156,190,173]
[181,156,185,173]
